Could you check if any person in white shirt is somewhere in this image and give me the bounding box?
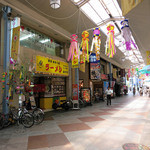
[105,87,113,106]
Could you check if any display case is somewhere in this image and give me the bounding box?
[42,77,66,97]
[52,77,66,96]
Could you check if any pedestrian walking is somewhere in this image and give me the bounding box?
[105,87,113,106]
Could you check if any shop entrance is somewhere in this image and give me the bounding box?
[92,81,103,102]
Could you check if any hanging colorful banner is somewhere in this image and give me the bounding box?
[36,55,69,76]
[146,51,150,65]
[80,31,89,62]
[90,28,101,61]
[112,68,117,79]
[105,24,116,58]
[11,26,20,61]
[121,0,143,16]
[79,62,85,73]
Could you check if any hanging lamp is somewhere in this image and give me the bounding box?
[50,0,61,9]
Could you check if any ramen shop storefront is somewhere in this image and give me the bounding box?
[34,55,69,110]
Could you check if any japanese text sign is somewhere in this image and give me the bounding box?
[36,56,69,76]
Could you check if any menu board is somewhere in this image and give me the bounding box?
[80,88,91,103]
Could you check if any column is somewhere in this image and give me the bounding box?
[2,6,11,114]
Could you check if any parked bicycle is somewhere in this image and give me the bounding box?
[0,104,34,129]
[25,106,44,125]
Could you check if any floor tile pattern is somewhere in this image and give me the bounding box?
[0,94,150,150]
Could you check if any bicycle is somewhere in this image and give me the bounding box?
[26,106,44,125]
[0,105,34,129]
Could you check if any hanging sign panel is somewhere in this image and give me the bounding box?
[36,55,69,76]
[11,26,20,61]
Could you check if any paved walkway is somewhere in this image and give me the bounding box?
[0,94,150,150]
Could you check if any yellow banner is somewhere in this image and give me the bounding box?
[36,55,69,76]
[112,68,117,79]
[72,54,79,68]
[121,0,143,16]
[146,51,150,65]
[11,26,20,61]
[80,62,85,73]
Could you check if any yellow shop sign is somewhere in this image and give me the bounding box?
[36,56,69,76]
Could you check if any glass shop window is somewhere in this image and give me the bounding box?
[20,26,64,58]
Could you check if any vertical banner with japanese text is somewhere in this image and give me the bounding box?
[146,51,150,65]
[72,84,78,100]
[36,55,69,76]
[11,26,20,61]
[72,54,79,68]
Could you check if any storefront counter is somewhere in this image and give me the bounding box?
[40,97,66,110]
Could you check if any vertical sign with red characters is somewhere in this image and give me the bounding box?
[36,55,69,76]
[72,84,78,100]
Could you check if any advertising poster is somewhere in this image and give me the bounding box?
[90,62,100,79]
[72,84,78,100]
[81,88,91,102]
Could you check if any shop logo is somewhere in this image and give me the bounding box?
[38,60,44,68]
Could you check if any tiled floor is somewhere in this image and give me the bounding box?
[0,93,150,150]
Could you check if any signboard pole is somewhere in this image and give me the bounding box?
[2,6,11,114]
[72,68,80,109]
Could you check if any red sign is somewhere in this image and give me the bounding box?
[101,74,108,80]
[72,84,78,100]
[33,84,45,92]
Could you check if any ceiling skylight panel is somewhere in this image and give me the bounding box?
[111,0,122,16]
[89,0,110,21]
[100,25,108,35]
[81,3,102,24]
[105,0,122,17]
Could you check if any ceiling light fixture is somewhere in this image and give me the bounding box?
[50,0,61,9]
